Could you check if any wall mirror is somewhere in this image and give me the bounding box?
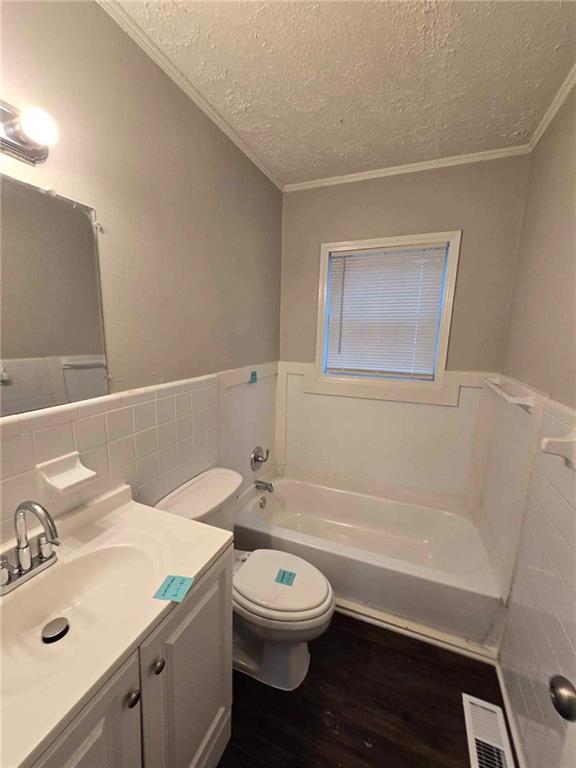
[1,175,108,416]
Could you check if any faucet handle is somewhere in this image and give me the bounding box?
[0,556,16,586]
[0,561,10,587]
[38,535,59,561]
[250,446,270,472]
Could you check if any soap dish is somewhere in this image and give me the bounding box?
[37,451,96,494]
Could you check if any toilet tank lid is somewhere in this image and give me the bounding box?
[155,468,243,520]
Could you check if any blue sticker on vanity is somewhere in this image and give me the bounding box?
[275,569,296,586]
[154,575,194,602]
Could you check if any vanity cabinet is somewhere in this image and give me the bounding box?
[29,549,232,768]
[140,550,233,768]
[29,653,142,768]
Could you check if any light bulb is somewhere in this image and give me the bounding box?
[19,107,58,146]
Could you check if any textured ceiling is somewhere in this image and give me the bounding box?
[113,1,576,186]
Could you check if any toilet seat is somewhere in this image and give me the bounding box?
[234,586,335,624]
[233,549,333,623]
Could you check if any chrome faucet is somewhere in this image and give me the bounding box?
[0,501,60,596]
[255,480,274,494]
[15,501,60,571]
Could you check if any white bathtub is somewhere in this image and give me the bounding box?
[235,478,503,645]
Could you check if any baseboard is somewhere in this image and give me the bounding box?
[335,597,499,663]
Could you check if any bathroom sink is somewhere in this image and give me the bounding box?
[3,545,152,635]
[1,545,155,697]
[0,484,232,768]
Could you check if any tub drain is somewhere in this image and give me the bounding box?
[41,617,69,644]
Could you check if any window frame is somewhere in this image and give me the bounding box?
[314,231,462,397]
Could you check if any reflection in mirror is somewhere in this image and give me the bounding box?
[1,176,108,416]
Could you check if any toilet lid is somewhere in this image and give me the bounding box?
[233,550,329,614]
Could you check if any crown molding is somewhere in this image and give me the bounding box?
[282,144,531,192]
[528,61,576,151]
[284,59,575,192]
[97,0,283,190]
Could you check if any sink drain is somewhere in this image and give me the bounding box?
[41,617,69,644]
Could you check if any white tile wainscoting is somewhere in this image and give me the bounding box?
[0,375,218,543]
[218,362,278,492]
[0,361,279,544]
[2,358,574,768]
[478,381,544,599]
[500,399,576,768]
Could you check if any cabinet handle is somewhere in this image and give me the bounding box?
[152,658,166,675]
[125,690,141,709]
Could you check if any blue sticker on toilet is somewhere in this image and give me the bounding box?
[275,569,296,586]
[154,575,194,602]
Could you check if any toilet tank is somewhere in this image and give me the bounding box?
[156,467,243,531]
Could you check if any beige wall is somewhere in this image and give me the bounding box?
[1,177,105,359]
[1,1,282,392]
[503,90,576,408]
[3,1,572,404]
[281,156,530,371]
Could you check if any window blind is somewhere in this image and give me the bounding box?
[324,243,449,380]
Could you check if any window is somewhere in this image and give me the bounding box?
[316,232,461,385]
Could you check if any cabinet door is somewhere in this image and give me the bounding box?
[31,653,142,768]
[140,548,233,768]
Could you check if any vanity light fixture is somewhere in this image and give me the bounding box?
[0,100,58,164]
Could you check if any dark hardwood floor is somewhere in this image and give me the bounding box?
[218,613,515,768]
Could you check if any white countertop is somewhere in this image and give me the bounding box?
[0,485,232,768]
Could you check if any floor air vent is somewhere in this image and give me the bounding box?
[462,694,515,768]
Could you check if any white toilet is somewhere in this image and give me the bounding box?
[156,467,335,690]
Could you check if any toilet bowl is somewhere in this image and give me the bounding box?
[232,548,334,689]
[156,468,335,690]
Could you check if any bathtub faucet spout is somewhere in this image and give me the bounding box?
[255,480,274,494]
